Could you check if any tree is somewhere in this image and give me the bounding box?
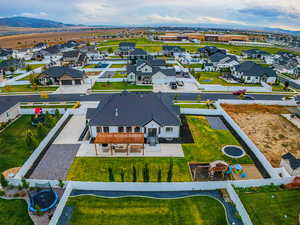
[157,168,162,182]
[284,81,289,90]
[37,123,47,138]
[167,159,173,182]
[58,179,65,188]
[107,47,113,54]
[54,109,60,118]
[143,164,150,182]
[120,169,125,182]
[25,129,36,148]
[25,65,32,72]
[21,177,30,189]
[132,165,137,182]
[9,66,15,74]
[0,174,8,188]
[108,168,114,182]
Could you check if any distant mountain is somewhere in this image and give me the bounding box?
[0,16,73,28]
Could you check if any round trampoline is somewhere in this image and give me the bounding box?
[28,183,59,212]
[222,145,245,158]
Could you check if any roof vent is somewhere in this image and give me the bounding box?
[115,108,119,117]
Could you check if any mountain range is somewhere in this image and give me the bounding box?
[0,16,299,35]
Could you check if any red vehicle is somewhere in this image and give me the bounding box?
[232,89,246,95]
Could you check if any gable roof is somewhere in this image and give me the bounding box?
[242,49,269,56]
[0,59,23,69]
[44,45,61,54]
[163,45,185,52]
[62,50,81,58]
[41,66,85,79]
[282,152,300,170]
[235,61,277,77]
[209,52,238,63]
[129,48,147,56]
[198,46,226,55]
[87,92,181,127]
[0,48,13,57]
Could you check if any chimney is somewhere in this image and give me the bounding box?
[115,108,119,117]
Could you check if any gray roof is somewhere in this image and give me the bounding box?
[0,48,13,57]
[163,46,185,52]
[44,45,61,54]
[209,53,238,63]
[62,50,80,58]
[119,42,136,48]
[87,92,181,127]
[41,66,85,79]
[136,58,166,67]
[0,59,23,70]
[242,49,269,56]
[198,46,225,55]
[282,152,300,169]
[235,61,277,77]
[129,48,148,56]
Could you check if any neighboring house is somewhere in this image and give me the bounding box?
[0,58,25,75]
[80,46,100,59]
[162,46,185,56]
[280,152,300,176]
[198,46,226,57]
[32,42,48,52]
[209,52,239,69]
[60,40,80,51]
[116,42,136,55]
[87,92,181,145]
[32,45,62,60]
[127,58,176,84]
[273,55,299,74]
[241,49,269,59]
[61,50,88,66]
[0,48,13,60]
[128,48,149,64]
[203,62,215,72]
[39,66,87,85]
[232,61,277,84]
[13,48,32,60]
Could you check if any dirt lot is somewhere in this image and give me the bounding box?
[223,104,300,167]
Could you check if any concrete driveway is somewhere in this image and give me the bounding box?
[154,82,200,93]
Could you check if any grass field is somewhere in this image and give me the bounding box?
[66,195,227,225]
[110,64,125,68]
[0,199,34,225]
[194,72,261,87]
[182,116,252,164]
[83,64,97,68]
[25,64,45,70]
[0,85,57,92]
[112,73,127,78]
[0,115,61,173]
[92,82,153,90]
[238,190,300,225]
[175,104,211,109]
[67,157,191,182]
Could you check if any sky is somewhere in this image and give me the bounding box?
[0,0,300,30]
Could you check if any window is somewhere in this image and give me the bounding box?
[118,126,124,133]
[103,127,109,133]
[166,127,173,133]
[126,126,132,132]
[138,76,141,81]
[134,127,141,132]
[96,126,102,133]
[247,77,251,81]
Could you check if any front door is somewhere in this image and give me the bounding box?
[148,128,157,137]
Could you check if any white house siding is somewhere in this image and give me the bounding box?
[243,76,260,84]
[280,160,300,176]
[127,72,135,82]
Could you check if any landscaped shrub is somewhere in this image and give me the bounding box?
[25,129,37,148]
[132,165,137,182]
[108,168,114,182]
[21,177,30,190]
[58,179,65,188]
[143,164,150,182]
[167,160,173,182]
[37,123,47,138]
[0,174,8,188]
[120,169,125,182]
[157,168,162,182]
[235,183,282,194]
[0,190,5,196]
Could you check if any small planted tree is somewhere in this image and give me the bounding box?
[54,109,60,118]
[284,81,289,91]
[167,159,173,182]
[143,164,150,182]
[157,168,162,182]
[0,174,8,188]
[25,129,36,148]
[37,123,47,138]
[58,179,65,188]
[108,168,114,182]
[26,65,32,72]
[21,177,30,190]
[132,165,137,182]
[120,169,125,182]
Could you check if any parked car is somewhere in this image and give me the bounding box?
[244,95,255,100]
[232,89,246,95]
[170,82,177,89]
[176,81,184,87]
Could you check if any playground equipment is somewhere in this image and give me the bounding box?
[28,182,59,212]
[285,177,300,189]
[31,108,45,126]
[208,161,229,178]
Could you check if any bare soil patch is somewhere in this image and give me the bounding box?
[222,104,300,167]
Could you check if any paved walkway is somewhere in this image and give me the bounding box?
[76,143,184,157]
[54,115,86,144]
[29,144,81,180]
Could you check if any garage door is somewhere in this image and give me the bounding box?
[75,80,82,85]
[152,78,166,85]
[61,80,73,85]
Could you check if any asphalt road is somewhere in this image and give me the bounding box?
[0,92,291,114]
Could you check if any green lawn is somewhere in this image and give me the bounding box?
[238,190,300,225]
[19,73,39,81]
[67,157,191,182]
[66,195,227,225]
[110,64,125,68]
[97,38,164,47]
[272,84,292,92]
[0,85,57,92]
[83,64,97,68]
[195,72,261,87]
[0,115,61,173]
[25,64,45,70]
[183,64,204,68]
[113,73,127,78]
[0,199,34,225]
[182,116,252,164]
[175,104,211,109]
[92,82,153,90]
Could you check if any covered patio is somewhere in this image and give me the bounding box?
[93,132,145,156]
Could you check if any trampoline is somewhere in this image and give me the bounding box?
[28,183,59,212]
[222,145,245,158]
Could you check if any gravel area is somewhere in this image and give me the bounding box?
[29,144,80,180]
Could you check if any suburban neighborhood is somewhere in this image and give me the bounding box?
[0,4,300,225]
